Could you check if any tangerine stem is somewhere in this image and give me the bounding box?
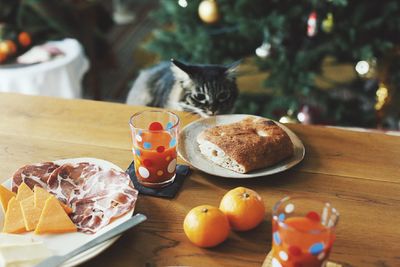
[202,208,208,213]
[242,192,250,199]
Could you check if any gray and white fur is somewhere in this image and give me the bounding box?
[126,59,240,117]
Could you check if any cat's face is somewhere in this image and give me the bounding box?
[171,59,239,117]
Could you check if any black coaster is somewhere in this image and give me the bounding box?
[126,161,190,198]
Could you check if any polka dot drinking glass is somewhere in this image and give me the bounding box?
[271,196,339,267]
[129,110,179,188]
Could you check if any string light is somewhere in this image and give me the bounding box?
[279,116,292,123]
[279,110,297,123]
[178,0,188,8]
[297,112,306,122]
[355,61,370,75]
[255,42,271,58]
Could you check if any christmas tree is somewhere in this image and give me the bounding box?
[146,0,400,129]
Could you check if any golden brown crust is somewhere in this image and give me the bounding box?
[197,117,294,173]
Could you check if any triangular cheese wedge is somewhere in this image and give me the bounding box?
[0,185,16,213]
[34,186,72,214]
[35,196,76,234]
[20,195,42,231]
[16,182,33,201]
[33,186,51,210]
[2,197,26,233]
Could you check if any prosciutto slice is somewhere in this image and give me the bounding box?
[11,161,138,234]
[47,162,138,233]
[70,169,138,233]
[11,162,59,192]
[47,162,102,203]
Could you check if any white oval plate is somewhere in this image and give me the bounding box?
[178,115,305,178]
[0,157,135,267]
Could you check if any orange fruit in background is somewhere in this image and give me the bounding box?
[18,32,32,47]
[183,205,230,248]
[0,40,16,56]
[5,40,17,55]
[219,187,265,231]
[0,51,7,63]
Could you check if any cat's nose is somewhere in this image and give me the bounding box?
[209,103,219,113]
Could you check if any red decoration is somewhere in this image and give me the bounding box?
[289,245,302,256]
[307,11,317,37]
[306,211,320,222]
[156,146,165,153]
[143,159,153,167]
[149,122,164,131]
[293,262,303,267]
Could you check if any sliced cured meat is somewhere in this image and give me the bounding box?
[47,163,137,233]
[11,162,59,192]
[47,162,102,203]
[71,169,138,233]
[11,161,138,234]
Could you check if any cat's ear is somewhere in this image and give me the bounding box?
[225,60,241,81]
[171,59,191,80]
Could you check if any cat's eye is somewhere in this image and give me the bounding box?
[193,93,206,102]
[218,92,230,102]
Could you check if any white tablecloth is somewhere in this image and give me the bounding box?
[0,39,89,99]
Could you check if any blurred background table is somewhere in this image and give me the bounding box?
[0,92,399,267]
[0,39,88,98]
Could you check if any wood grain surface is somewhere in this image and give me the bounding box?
[0,92,399,267]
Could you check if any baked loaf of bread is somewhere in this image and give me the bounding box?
[197,117,294,173]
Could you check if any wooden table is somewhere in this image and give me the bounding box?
[0,93,399,267]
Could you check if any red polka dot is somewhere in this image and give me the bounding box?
[306,211,320,222]
[149,122,164,131]
[288,245,302,257]
[156,146,165,153]
[143,159,153,167]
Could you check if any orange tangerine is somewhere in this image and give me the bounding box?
[219,187,265,231]
[183,205,230,248]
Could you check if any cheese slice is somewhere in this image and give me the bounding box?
[0,234,33,247]
[33,186,72,214]
[15,183,33,202]
[2,197,26,234]
[0,242,52,266]
[0,185,16,213]
[35,196,76,234]
[0,259,43,267]
[20,196,42,231]
[33,186,49,210]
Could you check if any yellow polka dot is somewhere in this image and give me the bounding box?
[157,170,164,176]
[166,156,171,161]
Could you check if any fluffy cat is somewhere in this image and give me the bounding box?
[126,59,240,117]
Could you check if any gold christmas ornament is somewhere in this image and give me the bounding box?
[198,0,219,24]
[322,13,334,33]
[375,83,389,111]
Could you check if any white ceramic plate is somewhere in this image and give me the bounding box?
[0,157,135,267]
[178,115,305,178]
